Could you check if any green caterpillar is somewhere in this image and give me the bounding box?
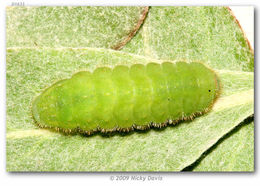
[32,61,220,135]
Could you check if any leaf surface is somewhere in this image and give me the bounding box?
[122,7,254,71]
[192,120,254,172]
[120,6,254,171]
[6,48,253,171]
[6,6,148,49]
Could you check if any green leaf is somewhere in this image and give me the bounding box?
[6,48,253,171]
[192,120,254,172]
[120,6,254,171]
[6,6,148,49]
[122,7,254,71]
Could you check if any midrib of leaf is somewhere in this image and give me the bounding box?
[6,89,253,139]
[6,129,56,139]
[212,89,253,111]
